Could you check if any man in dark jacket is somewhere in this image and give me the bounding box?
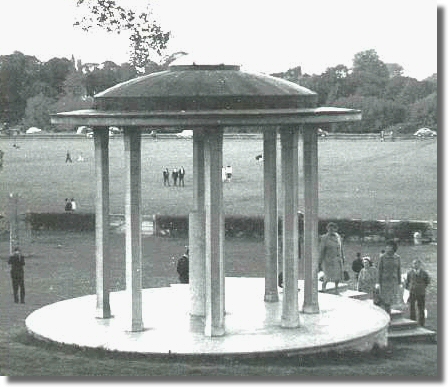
[176,247,189,284]
[8,247,25,303]
[405,259,430,326]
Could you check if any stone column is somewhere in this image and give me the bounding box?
[124,128,143,332]
[302,125,320,313]
[280,127,300,328]
[190,129,206,316]
[204,128,225,336]
[94,127,111,319]
[263,128,279,302]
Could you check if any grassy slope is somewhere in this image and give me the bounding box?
[0,137,437,220]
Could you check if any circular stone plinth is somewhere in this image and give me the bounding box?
[25,278,389,357]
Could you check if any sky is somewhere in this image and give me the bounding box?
[0,0,439,80]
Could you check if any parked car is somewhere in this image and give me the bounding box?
[26,127,42,134]
[414,128,437,137]
[318,128,329,137]
[86,127,119,138]
[176,129,193,138]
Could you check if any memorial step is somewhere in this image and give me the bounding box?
[387,325,437,343]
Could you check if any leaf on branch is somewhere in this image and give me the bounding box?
[74,0,170,68]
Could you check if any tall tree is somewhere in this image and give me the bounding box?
[22,93,56,130]
[40,57,74,97]
[0,51,41,124]
[408,93,437,129]
[386,63,404,78]
[350,49,389,97]
[74,0,170,70]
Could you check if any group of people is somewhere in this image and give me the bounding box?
[320,222,430,327]
[351,238,430,326]
[163,167,185,187]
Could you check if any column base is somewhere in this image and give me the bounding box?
[126,322,145,333]
[264,292,279,302]
[281,314,300,328]
[302,303,320,314]
[95,310,113,319]
[204,324,225,337]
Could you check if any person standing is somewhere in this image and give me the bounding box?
[172,168,178,186]
[70,198,77,212]
[318,222,345,293]
[176,246,189,284]
[352,252,363,282]
[178,166,185,187]
[163,168,170,186]
[65,150,72,163]
[376,239,401,315]
[405,259,430,326]
[64,198,72,212]
[8,247,25,303]
[357,256,378,297]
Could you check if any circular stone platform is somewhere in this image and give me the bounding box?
[25,278,389,357]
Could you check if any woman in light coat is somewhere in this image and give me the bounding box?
[319,222,345,293]
[357,256,378,297]
[376,239,401,315]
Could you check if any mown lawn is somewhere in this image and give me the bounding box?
[0,136,438,377]
[0,231,439,377]
[0,136,437,221]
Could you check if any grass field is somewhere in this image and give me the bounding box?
[0,136,437,221]
[0,231,439,377]
[0,135,439,377]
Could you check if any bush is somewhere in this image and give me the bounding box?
[25,213,95,232]
[154,214,432,243]
[25,213,433,243]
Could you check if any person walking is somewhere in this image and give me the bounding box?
[318,222,345,293]
[405,258,430,326]
[376,239,401,315]
[357,256,378,297]
[178,166,185,187]
[8,247,25,303]
[65,150,72,163]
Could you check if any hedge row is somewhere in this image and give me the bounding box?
[25,213,95,232]
[154,214,434,242]
[22,213,435,243]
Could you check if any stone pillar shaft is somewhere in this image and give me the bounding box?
[124,129,143,332]
[204,128,225,336]
[280,128,300,328]
[94,127,111,318]
[263,129,279,302]
[190,129,206,316]
[302,126,320,313]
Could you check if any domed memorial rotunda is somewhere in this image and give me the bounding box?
[25,62,390,357]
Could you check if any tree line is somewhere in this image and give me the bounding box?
[273,49,437,134]
[0,49,437,134]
